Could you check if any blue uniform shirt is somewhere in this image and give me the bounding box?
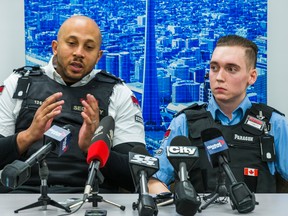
[154,96,288,185]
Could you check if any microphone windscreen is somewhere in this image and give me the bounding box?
[87,140,110,167]
[170,135,191,147]
[167,136,199,173]
[129,145,159,188]
[130,145,151,156]
[201,127,223,142]
[201,128,229,168]
[91,116,115,150]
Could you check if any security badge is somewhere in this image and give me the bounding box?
[244,115,265,131]
[244,114,276,162]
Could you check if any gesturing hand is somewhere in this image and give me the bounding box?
[16,92,64,154]
[78,94,100,152]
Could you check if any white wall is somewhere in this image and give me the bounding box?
[0,0,287,116]
[0,1,25,82]
[267,0,288,116]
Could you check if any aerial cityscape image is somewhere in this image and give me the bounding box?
[24,0,267,153]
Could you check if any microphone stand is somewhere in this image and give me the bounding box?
[86,170,126,211]
[199,167,228,211]
[14,160,70,213]
[132,171,158,216]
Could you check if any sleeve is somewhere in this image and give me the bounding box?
[101,142,145,192]
[0,72,21,136]
[108,83,145,147]
[0,73,23,168]
[0,134,20,169]
[101,83,145,191]
[268,112,288,181]
[152,113,188,186]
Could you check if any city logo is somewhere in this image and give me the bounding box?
[167,146,197,156]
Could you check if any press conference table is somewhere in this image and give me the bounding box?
[0,193,287,216]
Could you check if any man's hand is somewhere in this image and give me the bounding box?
[17,92,64,154]
[148,178,171,195]
[78,94,100,152]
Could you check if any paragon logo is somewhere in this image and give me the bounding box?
[234,134,254,142]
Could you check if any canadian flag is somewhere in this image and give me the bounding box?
[244,167,259,176]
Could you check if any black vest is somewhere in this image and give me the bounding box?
[177,103,282,193]
[13,66,122,190]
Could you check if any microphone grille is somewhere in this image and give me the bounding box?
[130,145,150,156]
[201,128,223,142]
[170,135,191,147]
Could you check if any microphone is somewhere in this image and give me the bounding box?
[167,136,201,216]
[201,128,257,213]
[129,145,159,216]
[83,116,115,201]
[1,124,73,189]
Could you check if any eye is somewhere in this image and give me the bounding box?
[210,64,219,72]
[85,44,95,51]
[67,41,76,46]
[226,66,238,73]
[86,45,94,50]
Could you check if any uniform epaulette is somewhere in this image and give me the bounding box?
[251,103,285,118]
[174,103,207,117]
[13,66,43,76]
[95,70,123,84]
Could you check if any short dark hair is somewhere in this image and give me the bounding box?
[216,35,258,69]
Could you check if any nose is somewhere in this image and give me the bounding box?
[73,46,85,58]
[216,68,225,81]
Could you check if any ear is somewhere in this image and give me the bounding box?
[51,40,58,55]
[95,50,103,64]
[248,68,257,85]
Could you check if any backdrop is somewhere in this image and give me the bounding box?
[24,0,267,152]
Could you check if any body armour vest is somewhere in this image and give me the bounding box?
[177,103,282,193]
[12,66,122,191]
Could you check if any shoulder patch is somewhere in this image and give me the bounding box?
[0,85,4,94]
[164,129,171,139]
[131,95,140,108]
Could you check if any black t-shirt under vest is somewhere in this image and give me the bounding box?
[177,103,282,193]
[12,67,122,191]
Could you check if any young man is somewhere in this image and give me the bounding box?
[148,35,288,194]
[0,15,145,193]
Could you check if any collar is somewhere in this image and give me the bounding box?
[208,96,252,125]
[42,56,98,87]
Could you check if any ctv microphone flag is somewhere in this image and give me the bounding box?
[44,124,72,156]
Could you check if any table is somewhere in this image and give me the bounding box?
[0,193,287,215]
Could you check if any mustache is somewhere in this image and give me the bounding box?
[72,57,84,63]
